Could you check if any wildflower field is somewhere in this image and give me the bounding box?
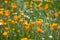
[0,0,60,40]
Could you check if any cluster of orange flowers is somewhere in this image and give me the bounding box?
[0,0,60,40]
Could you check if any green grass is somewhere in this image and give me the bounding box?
[0,0,60,40]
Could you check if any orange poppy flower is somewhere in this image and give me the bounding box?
[14,15,18,20]
[46,13,49,17]
[2,22,6,25]
[25,25,30,30]
[23,20,28,25]
[5,27,10,31]
[0,19,6,25]
[4,13,9,17]
[30,22,36,26]
[3,32,8,36]
[36,27,43,33]
[0,11,3,15]
[21,38,31,40]
[11,4,17,9]
[5,10,10,14]
[8,19,14,24]
[36,19,42,25]
[53,13,58,17]
[44,4,48,10]
[51,23,58,28]
[36,21,42,25]
[4,10,10,17]
[58,26,60,30]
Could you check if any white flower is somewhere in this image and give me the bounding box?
[40,19,43,22]
[45,22,49,25]
[0,22,2,25]
[24,15,30,19]
[21,13,24,15]
[17,30,20,32]
[54,18,57,21]
[26,16,30,19]
[42,38,45,40]
[14,34,16,37]
[30,20,32,21]
[12,13,17,15]
[49,35,53,38]
[24,15,26,17]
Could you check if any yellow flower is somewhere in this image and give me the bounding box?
[46,0,51,2]
[30,22,36,26]
[3,32,8,36]
[46,13,49,17]
[0,8,4,11]
[38,19,42,21]
[21,38,31,40]
[44,4,48,10]
[38,2,42,7]
[50,27,54,30]
[24,1,29,6]
[0,19,3,22]
[4,0,8,4]
[58,11,60,15]
[30,4,32,8]
[12,28,15,31]
[30,1,34,5]
[19,19,23,23]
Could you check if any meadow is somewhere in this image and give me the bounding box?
[0,0,60,40]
